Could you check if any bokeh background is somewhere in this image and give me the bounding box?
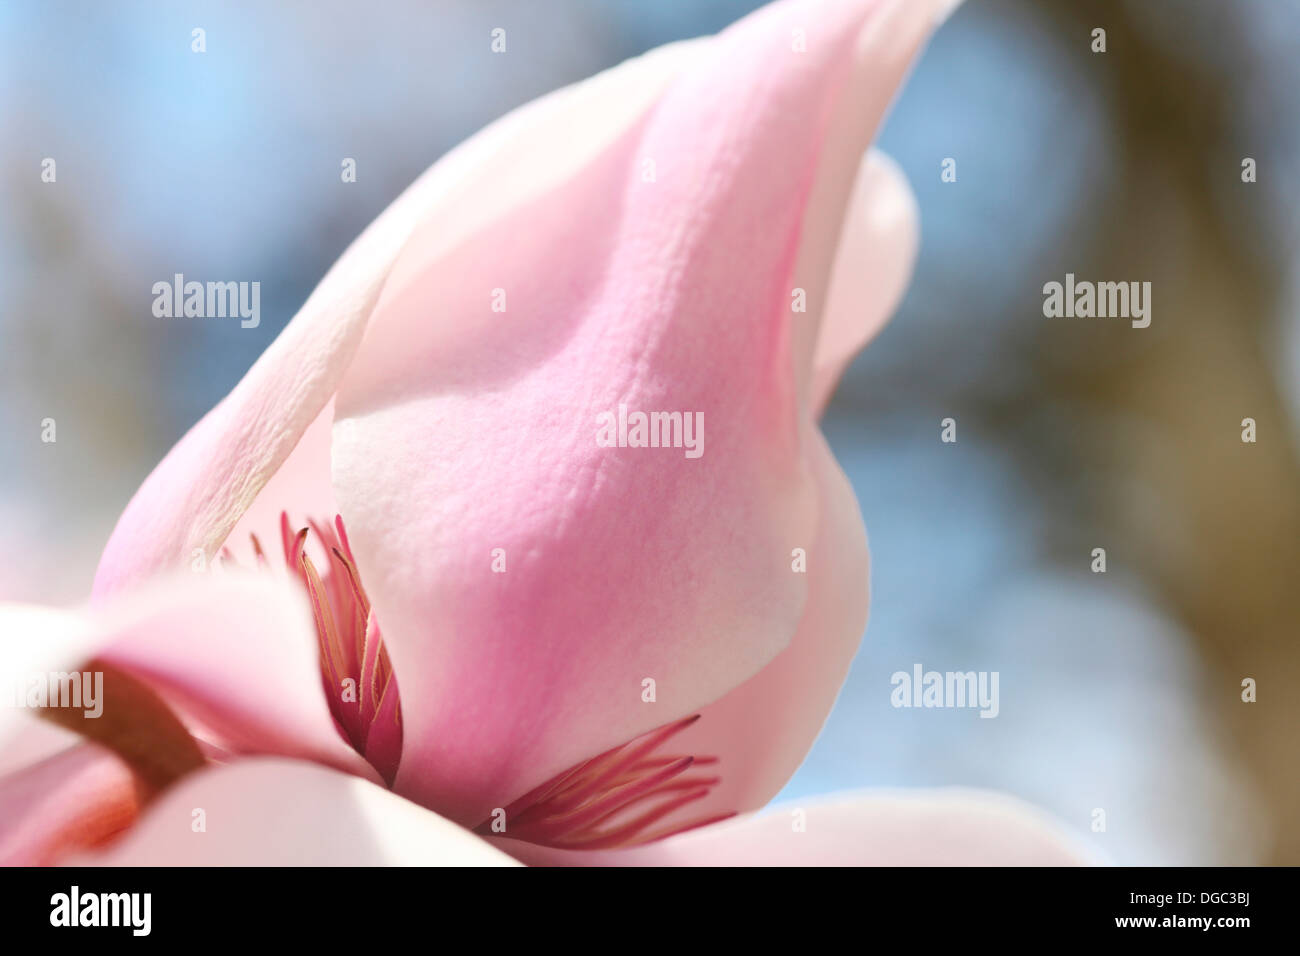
[2,0,1297,864]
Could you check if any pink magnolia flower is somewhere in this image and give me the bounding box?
[0,0,1088,866]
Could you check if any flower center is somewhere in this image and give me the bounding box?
[233,516,731,849]
[232,513,403,785]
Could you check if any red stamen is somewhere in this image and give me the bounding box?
[478,714,729,849]
[238,512,727,845]
[259,513,402,784]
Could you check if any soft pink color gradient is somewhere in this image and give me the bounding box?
[0,0,1089,866]
[498,789,1093,866]
[0,574,385,865]
[330,0,894,824]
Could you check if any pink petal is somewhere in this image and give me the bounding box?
[0,603,101,743]
[788,1,941,401]
[1,575,374,781]
[811,149,919,413]
[332,0,925,826]
[92,39,703,602]
[0,743,139,866]
[220,400,341,566]
[81,758,517,866]
[500,789,1094,866]
[92,277,367,599]
[659,426,868,823]
[0,715,81,778]
[655,152,920,825]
